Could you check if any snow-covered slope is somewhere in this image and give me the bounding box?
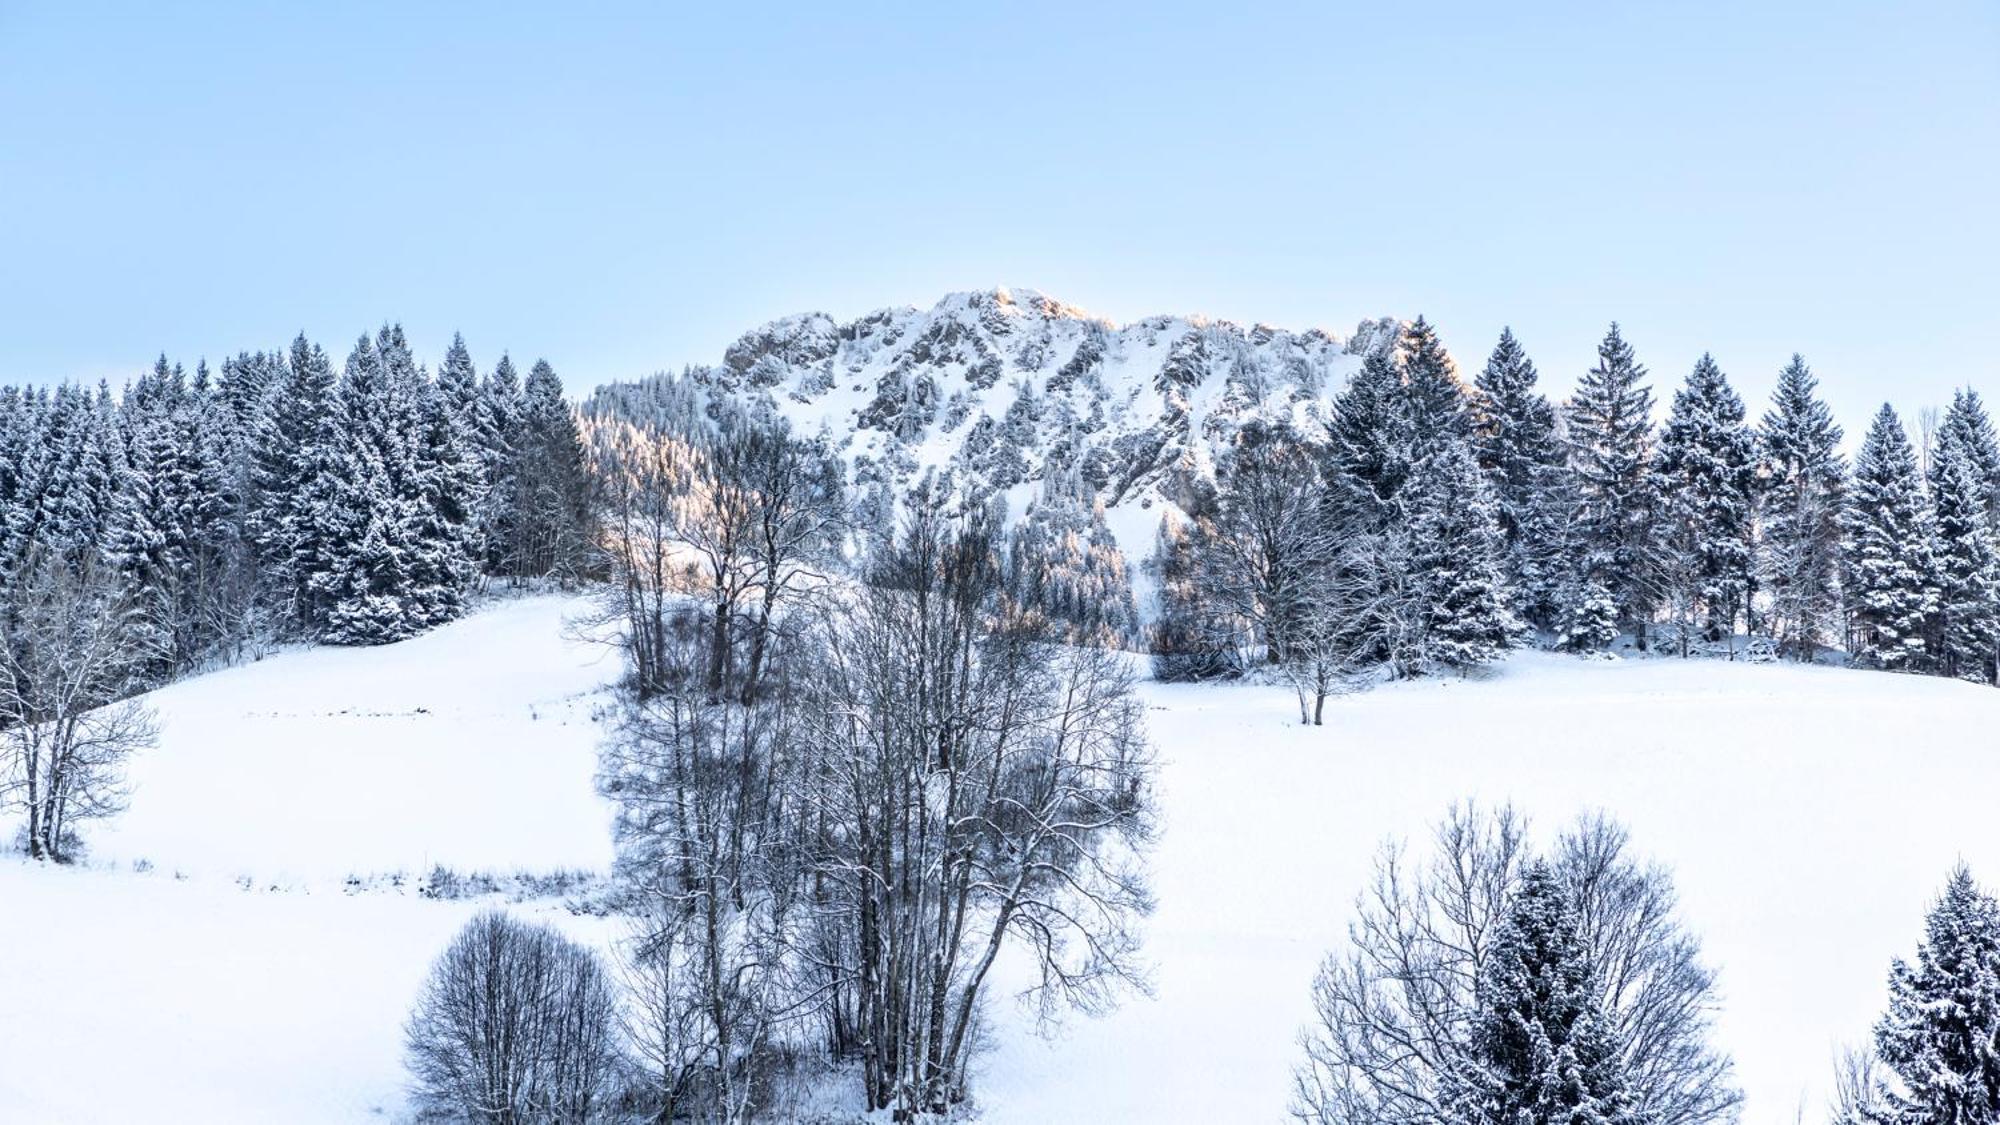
[6,600,2000,1121]
[591,288,1394,568]
[90,594,622,884]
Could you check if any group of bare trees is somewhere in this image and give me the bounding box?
[581,411,1156,1119]
[0,546,159,861]
[1292,804,1740,1125]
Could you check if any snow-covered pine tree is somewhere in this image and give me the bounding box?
[1149,502,1233,681]
[1451,862,1638,1125]
[1758,355,1846,662]
[1653,354,1757,650]
[1929,426,2000,684]
[1400,316,1469,460]
[1940,389,2000,526]
[1867,866,2000,1123]
[1470,327,1568,633]
[105,357,205,673]
[1846,404,1940,672]
[1323,344,1410,531]
[1567,324,1657,647]
[1406,440,1519,669]
[317,332,424,645]
[507,359,592,580]
[475,353,523,573]
[251,335,344,632]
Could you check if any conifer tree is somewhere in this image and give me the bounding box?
[1653,354,1757,647]
[1759,356,1846,661]
[1324,345,1409,529]
[1567,324,1657,646]
[476,354,524,572]
[1407,441,1519,668]
[1400,316,1469,460]
[1930,428,2000,683]
[508,359,592,580]
[1452,862,1638,1125]
[1940,389,2000,525]
[252,335,344,632]
[317,333,422,645]
[1471,328,1568,632]
[1846,405,1939,672]
[1866,867,2000,1124]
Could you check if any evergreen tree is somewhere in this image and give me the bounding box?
[1453,862,1637,1125]
[1471,327,1568,632]
[1868,867,2000,1124]
[1759,356,1846,661]
[1406,441,1519,669]
[252,335,343,632]
[1324,345,1410,529]
[1940,389,2000,526]
[1567,324,1657,646]
[1846,405,1940,672]
[476,354,524,571]
[1400,316,1469,460]
[1930,428,2000,683]
[317,333,422,645]
[1653,354,1757,647]
[508,359,592,580]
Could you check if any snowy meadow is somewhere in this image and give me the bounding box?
[4,595,1995,1122]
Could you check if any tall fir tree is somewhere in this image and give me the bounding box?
[1324,344,1410,530]
[1868,867,2000,1124]
[317,332,422,645]
[1653,354,1757,646]
[1406,440,1519,669]
[508,359,592,580]
[1940,389,2000,527]
[476,354,524,572]
[1566,324,1657,646]
[1846,404,1940,672]
[1400,316,1469,460]
[252,335,343,632]
[1452,862,1638,1125]
[1759,355,1847,661]
[1929,427,2000,683]
[1471,327,1568,633]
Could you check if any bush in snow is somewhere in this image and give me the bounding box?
[405,911,622,1124]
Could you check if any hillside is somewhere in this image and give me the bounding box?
[6,599,2000,1120]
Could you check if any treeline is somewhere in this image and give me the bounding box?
[1156,319,2000,718]
[0,327,593,664]
[0,328,592,859]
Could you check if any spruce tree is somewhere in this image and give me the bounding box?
[1407,441,1519,669]
[1400,316,1469,460]
[1567,324,1657,646]
[1940,389,2000,525]
[1653,354,1757,646]
[1869,867,2000,1123]
[1453,862,1637,1125]
[1930,428,2000,683]
[317,332,422,645]
[1759,356,1846,661]
[252,335,343,632]
[1324,345,1410,529]
[477,354,524,572]
[1471,327,1568,633]
[1846,405,1939,672]
[509,359,591,580]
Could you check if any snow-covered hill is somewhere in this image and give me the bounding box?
[6,599,2000,1121]
[590,287,1395,568]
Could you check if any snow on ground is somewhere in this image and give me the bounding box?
[91,593,622,884]
[4,598,2000,1122]
[982,652,2000,1123]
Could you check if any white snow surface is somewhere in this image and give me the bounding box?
[5,598,2000,1122]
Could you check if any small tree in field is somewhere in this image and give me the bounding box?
[405,911,623,1124]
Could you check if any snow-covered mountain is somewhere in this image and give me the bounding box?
[592,287,1396,566]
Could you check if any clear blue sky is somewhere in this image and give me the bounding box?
[3,1,1996,433]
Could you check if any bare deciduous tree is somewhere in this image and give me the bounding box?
[0,546,159,861]
[405,911,622,1124]
[1293,804,1739,1125]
